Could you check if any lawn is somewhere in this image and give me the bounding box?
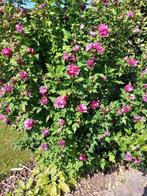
[0,122,33,179]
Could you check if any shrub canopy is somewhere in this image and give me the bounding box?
[0,0,147,179]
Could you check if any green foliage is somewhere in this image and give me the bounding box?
[0,0,146,194]
[13,164,76,196]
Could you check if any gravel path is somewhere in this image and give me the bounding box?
[66,167,147,196]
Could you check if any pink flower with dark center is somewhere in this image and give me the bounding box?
[77,104,88,113]
[121,105,131,113]
[87,58,97,68]
[93,42,105,54]
[63,52,69,61]
[89,31,97,37]
[19,71,28,80]
[100,75,107,81]
[68,54,77,63]
[41,129,49,136]
[144,84,147,89]
[5,106,10,113]
[141,68,147,77]
[117,108,123,115]
[134,26,140,33]
[41,143,48,151]
[19,7,26,15]
[133,115,144,122]
[25,90,31,97]
[58,139,66,148]
[90,100,100,110]
[133,158,141,164]
[124,152,133,162]
[40,96,49,105]
[79,154,87,161]
[54,96,67,109]
[72,45,80,52]
[124,83,134,92]
[98,24,109,38]
[129,94,136,101]
[39,86,48,95]
[0,7,4,14]
[15,23,24,33]
[2,84,13,93]
[142,94,147,102]
[67,64,80,77]
[0,114,6,121]
[58,118,65,126]
[127,58,138,67]
[38,4,45,9]
[24,119,34,130]
[101,0,109,5]
[104,130,110,136]
[2,48,12,57]
[86,42,104,54]
[86,43,93,51]
[27,47,34,55]
[10,77,17,84]
[127,11,134,18]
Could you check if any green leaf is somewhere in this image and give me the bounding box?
[37,176,49,186]
[114,80,124,84]
[111,8,117,15]
[48,183,57,196]
[141,145,147,152]
[17,180,26,191]
[68,178,77,186]
[108,152,116,163]
[72,123,79,132]
[58,182,70,193]
[26,178,33,190]
[26,190,34,196]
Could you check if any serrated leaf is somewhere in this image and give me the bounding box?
[108,152,116,163]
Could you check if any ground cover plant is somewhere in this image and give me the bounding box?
[0,0,147,195]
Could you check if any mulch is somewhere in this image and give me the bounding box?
[0,161,35,196]
[0,162,146,196]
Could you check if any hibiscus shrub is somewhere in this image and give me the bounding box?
[0,0,147,182]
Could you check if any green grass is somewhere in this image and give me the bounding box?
[0,123,33,179]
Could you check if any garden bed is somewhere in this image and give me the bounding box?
[1,165,146,196]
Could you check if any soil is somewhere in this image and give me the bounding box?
[65,167,147,196]
[0,163,146,196]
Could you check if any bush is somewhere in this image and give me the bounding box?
[0,0,147,190]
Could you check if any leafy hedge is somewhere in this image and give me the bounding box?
[0,0,147,195]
